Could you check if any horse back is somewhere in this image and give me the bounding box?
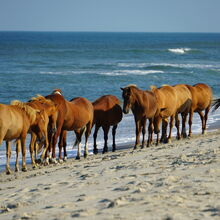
[93,95,122,126]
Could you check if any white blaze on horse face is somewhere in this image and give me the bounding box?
[53,90,62,96]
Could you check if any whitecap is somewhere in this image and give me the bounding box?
[168,48,191,54]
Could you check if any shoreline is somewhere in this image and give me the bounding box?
[0,130,220,219]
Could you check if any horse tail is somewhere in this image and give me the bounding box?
[212,98,220,112]
[73,126,87,147]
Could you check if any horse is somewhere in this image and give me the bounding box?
[57,97,94,161]
[27,95,58,167]
[0,101,47,174]
[92,95,123,154]
[121,85,157,149]
[151,85,178,144]
[44,89,68,163]
[185,83,212,136]
[172,84,192,139]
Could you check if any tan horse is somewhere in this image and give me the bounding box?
[58,97,94,161]
[0,101,46,174]
[151,85,178,144]
[27,95,58,167]
[172,84,192,139]
[185,83,212,136]
[92,95,123,154]
[121,85,157,149]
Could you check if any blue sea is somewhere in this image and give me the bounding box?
[0,31,220,170]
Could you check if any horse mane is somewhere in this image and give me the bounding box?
[11,100,38,124]
[125,84,137,88]
[150,85,157,91]
[52,89,63,96]
[30,95,54,106]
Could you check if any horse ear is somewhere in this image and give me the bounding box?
[120,87,124,91]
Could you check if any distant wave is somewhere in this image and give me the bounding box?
[168,48,192,54]
[98,70,164,76]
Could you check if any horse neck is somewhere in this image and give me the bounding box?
[131,89,145,109]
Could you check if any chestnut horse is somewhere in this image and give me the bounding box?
[151,85,178,144]
[27,95,58,167]
[57,97,94,161]
[121,85,157,149]
[45,89,68,163]
[172,84,192,139]
[185,83,212,136]
[92,95,123,154]
[0,101,46,174]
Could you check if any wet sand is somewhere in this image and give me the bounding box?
[0,131,220,220]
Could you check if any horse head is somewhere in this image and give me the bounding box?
[121,85,135,114]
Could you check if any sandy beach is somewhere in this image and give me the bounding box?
[0,130,220,220]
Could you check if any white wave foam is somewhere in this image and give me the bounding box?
[99,70,164,76]
[168,48,191,54]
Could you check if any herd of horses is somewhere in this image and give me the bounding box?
[0,83,219,174]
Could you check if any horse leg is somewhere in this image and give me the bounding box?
[75,128,84,160]
[198,111,205,135]
[21,137,27,172]
[63,130,67,161]
[40,128,49,165]
[160,119,168,143]
[93,124,100,154]
[6,141,12,174]
[147,118,154,147]
[84,122,92,158]
[167,115,174,143]
[58,129,65,163]
[188,109,194,137]
[141,118,147,148]
[175,114,181,140]
[134,119,141,149]
[181,113,188,138]
[203,106,211,134]
[102,125,110,154]
[29,132,38,169]
[112,125,117,152]
[46,129,53,164]
[15,140,21,172]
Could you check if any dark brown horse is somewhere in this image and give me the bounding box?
[58,97,94,161]
[212,98,220,111]
[0,101,46,174]
[92,95,123,154]
[151,85,178,144]
[121,85,157,149]
[27,95,58,167]
[185,83,212,136]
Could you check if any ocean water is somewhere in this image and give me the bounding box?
[0,31,220,170]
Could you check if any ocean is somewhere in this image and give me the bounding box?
[0,31,220,170]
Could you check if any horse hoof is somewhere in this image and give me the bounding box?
[64,156,67,162]
[58,159,63,164]
[76,156,80,160]
[6,169,12,175]
[112,148,116,152]
[93,149,98,155]
[32,164,38,169]
[22,167,27,172]
[50,158,58,164]
[84,153,88,158]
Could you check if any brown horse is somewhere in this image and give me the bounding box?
[151,85,178,144]
[58,97,94,161]
[172,84,192,139]
[121,85,157,149]
[0,101,46,174]
[185,83,212,136]
[27,95,58,167]
[92,95,123,154]
[45,89,68,163]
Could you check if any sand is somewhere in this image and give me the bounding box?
[0,131,220,220]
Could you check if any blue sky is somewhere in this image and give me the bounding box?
[0,0,220,32]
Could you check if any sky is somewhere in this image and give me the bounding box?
[0,0,220,32]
